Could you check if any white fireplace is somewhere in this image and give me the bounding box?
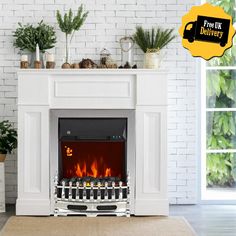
[16,69,168,216]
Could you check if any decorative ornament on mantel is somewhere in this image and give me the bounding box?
[79,58,97,68]
[34,44,41,69]
[119,36,135,68]
[99,48,117,68]
[56,5,89,68]
[133,26,176,69]
[70,63,80,69]
[0,120,17,163]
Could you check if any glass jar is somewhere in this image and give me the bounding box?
[119,36,134,67]
[100,48,111,66]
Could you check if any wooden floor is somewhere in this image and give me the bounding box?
[0,205,14,233]
[170,205,236,236]
[1,205,236,235]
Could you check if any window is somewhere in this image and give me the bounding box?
[201,0,236,201]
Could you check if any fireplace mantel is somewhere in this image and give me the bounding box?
[16,69,168,216]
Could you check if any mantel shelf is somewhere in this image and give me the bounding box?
[17,68,167,75]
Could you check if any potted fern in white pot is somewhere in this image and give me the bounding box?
[134,26,176,69]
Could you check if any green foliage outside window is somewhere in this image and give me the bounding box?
[206,74,236,186]
[206,0,236,187]
[207,0,236,67]
[207,153,234,186]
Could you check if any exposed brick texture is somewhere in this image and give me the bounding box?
[0,0,197,204]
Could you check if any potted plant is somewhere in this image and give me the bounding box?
[13,21,57,67]
[56,5,89,68]
[133,26,176,69]
[0,121,17,162]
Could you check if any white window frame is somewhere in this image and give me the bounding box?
[201,63,236,202]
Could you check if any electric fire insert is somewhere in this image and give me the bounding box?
[54,118,130,216]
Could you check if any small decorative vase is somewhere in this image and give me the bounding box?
[64,34,71,65]
[143,49,163,69]
[30,52,45,68]
[0,154,6,162]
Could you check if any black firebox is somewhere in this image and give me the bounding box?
[58,118,127,183]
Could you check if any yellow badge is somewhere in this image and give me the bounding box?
[179,3,235,60]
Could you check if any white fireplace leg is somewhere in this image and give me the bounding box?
[16,106,50,215]
[135,106,168,215]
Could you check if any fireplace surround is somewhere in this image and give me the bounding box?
[16,69,168,216]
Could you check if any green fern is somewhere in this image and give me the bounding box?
[133,26,176,53]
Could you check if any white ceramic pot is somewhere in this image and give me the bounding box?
[143,52,160,69]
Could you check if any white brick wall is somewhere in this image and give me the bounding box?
[0,0,197,204]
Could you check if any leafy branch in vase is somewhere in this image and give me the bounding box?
[56,5,89,65]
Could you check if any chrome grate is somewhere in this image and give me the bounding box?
[53,174,130,217]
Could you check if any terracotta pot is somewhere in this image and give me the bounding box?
[0,154,6,162]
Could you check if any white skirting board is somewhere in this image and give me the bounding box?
[0,163,5,213]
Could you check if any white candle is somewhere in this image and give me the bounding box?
[21,55,28,62]
[36,44,40,61]
[46,53,54,62]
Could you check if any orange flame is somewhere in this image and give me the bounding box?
[75,159,112,178]
[76,161,87,177]
[105,168,111,177]
[90,160,98,177]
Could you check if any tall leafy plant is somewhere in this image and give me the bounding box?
[56,5,89,64]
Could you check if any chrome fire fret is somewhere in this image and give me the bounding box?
[53,173,130,217]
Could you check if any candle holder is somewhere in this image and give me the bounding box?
[46,53,55,69]
[20,55,29,69]
[34,61,42,69]
[46,61,55,69]
[20,61,29,69]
